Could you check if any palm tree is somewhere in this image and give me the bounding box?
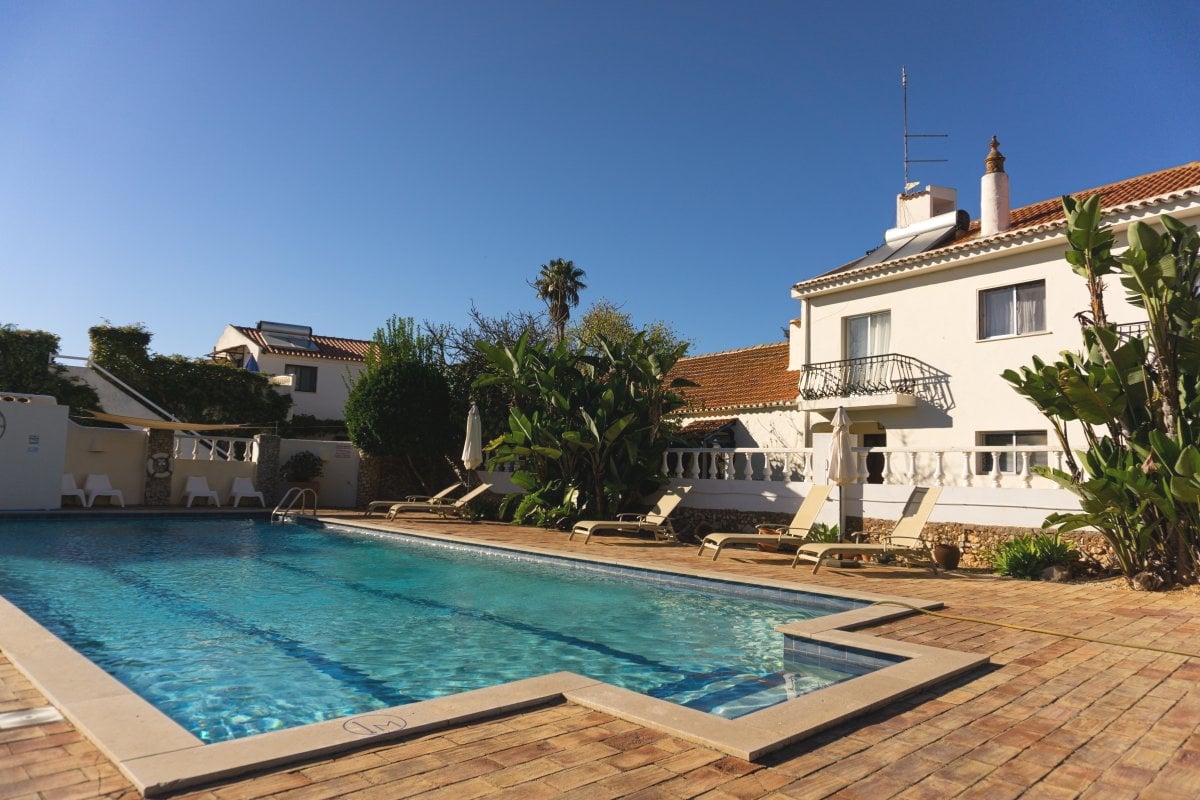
[533,258,587,342]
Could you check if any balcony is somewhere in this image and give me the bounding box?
[797,353,942,412]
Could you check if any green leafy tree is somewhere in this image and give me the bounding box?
[88,324,290,427]
[1002,196,1200,588]
[0,325,100,415]
[476,331,691,523]
[532,258,587,342]
[344,316,457,489]
[569,299,691,355]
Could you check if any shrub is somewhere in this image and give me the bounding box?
[988,532,1079,580]
[281,450,324,483]
[806,523,840,543]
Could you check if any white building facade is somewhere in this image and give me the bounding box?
[788,150,1200,487]
[212,322,370,419]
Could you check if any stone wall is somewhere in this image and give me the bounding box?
[856,517,1116,570]
[143,429,174,506]
[674,507,804,542]
[253,434,282,505]
[676,505,1116,569]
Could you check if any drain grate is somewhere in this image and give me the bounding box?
[0,706,64,730]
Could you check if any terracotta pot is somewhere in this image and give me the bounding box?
[933,543,961,570]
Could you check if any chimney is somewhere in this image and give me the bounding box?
[894,185,957,230]
[980,136,1010,236]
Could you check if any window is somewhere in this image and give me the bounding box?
[844,311,891,359]
[977,430,1047,474]
[843,311,891,392]
[979,280,1045,339]
[284,364,318,393]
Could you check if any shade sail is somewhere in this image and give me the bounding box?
[80,411,255,431]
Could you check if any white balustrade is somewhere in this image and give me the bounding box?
[662,445,1063,489]
[173,434,258,462]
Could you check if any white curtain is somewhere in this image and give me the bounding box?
[870,311,891,355]
[1016,282,1045,334]
[982,288,1013,338]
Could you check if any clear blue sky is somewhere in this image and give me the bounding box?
[3,1,1198,360]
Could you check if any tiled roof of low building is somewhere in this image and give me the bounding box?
[668,342,797,413]
[800,161,1200,291]
[233,325,373,362]
[677,417,737,439]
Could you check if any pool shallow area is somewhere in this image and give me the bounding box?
[0,516,873,741]
[0,513,986,796]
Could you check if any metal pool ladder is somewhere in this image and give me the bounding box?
[272,487,318,523]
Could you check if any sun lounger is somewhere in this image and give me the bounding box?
[569,485,691,544]
[792,486,942,573]
[184,476,221,507]
[62,474,87,508]
[365,482,463,517]
[229,477,265,507]
[697,485,832,561]
[385,483,492,520]
[83,474,125,508]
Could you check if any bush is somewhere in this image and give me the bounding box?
[988,532,1079,580]
[281,450,324,482]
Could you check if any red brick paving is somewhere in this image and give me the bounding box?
[3,514,1200,799]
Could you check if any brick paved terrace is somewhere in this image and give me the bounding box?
[3,513,1200,799]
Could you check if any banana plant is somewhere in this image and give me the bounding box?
[1003,199,1200,587]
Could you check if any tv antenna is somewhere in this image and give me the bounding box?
[902,66,948,191]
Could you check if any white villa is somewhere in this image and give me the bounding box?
[211,321,371,419]
[661,146,1199,538]
[787,145,1200,484]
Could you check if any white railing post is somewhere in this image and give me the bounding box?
[1020,450,1033,488]
[934,451,945,487]
[962,451,973,487]
[707,446,719,479]
[742,452,755,481]
[907,451,917,485]
[688,452,700,480]
[990,452,1003,487]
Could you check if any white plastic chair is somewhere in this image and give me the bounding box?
[62,474,87,507]
[83,474,125,508]
[229,477,265,507]
[184,476,221,508]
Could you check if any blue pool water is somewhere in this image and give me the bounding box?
[0,516,876,742]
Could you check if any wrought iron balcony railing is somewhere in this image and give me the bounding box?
[798,353,927,401]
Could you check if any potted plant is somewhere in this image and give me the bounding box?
[281,450,324,494]
[932,542,962,571]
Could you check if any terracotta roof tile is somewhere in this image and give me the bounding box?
[677,417,736,438]
[955,161,1200,244]
[802,161,1200,289]
[668,342,797,413]
[234,325,372,362]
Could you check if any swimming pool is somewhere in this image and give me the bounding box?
[0,515,881,742]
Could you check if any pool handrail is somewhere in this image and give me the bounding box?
[272,487,318,522]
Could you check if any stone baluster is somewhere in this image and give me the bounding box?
[804,451,815,483]
[688,452,700,480]
[883,451,894,485]
[661,452,669,476]
[856,452,868,484]
[907,452,917,485]
[934,451,945,486]
[991,452,1003,487]
[707,447,719,479]
[742,452,755,481]
[962,451,974,487]
[1020,450,1033,488]
[673,452,684,478]
[725,451,734,481]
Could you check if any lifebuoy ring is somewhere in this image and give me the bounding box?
[147,453,172,479]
